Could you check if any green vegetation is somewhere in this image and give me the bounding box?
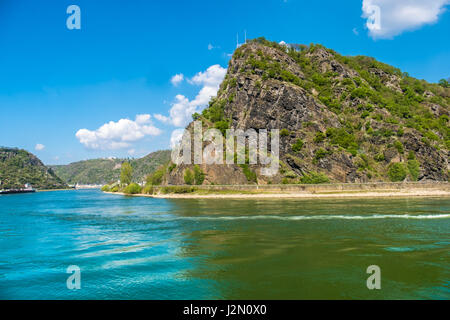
[123,183,142,195]
[240,164,257,183]
[184,168,194,185]
[0,147,67,190]
[160,186,197,194]
[120,162,133,186]
[388,163,407,182]
[280,129,290,137]
[325,128,358,155]
[291,138,304,153]
[314,131,326,143]
[407,160,420,181]
[299,171,330,184]
[146,164,166,186]
[193,165,205,185]
[142,184,154,195]
[51,150,171,185]
[313,148,329,163]
[394,141,404,154]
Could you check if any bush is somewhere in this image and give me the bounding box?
[407,151,416,160]
[160,186,196,194]
[184,169,194,185]
[387,163,407,182]
[120,162,133,186]
[291,138,304,153]
[314,131,326,143]
[407,160,420,181]
[374,153,385,162]
[123,183,142,195]
[101,185,110,192]
[147,165,165,185]
[314,148,328,161]
[193,165,205,185]
[325,127,358,155]
[240,164,257,183]
[299,171,330,184]
[142,185,154,195]
[394,141,404,154]
[168,163,176,173]
[280,129,290,137]
[111,186,119,192]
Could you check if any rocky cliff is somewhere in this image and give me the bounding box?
[165,38,449,185]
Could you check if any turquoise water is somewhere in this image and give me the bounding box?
[0,189,449,299]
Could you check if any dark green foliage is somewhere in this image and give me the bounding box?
[291,139,304,153]
[120,162,132,186]
[160,186,196,194]
[142,185,154,195]
[214,120,230,136]
[193,165,205,185]
[147,164,166,185]
[374,153,385,162]
[0,148,67,190]
[325,128,358,155]
[394,141,404,154]
[202,99,227,123]
[240,164,257,183]
[51,150,171,185]
[168,163,176,173]
[184,168,194,185]
[407,160,420,181]
[314,131,326,143]
[299,171,330,184]
[314,148,328,161]
[123,183,142,195]
[438,79,449,88]
[387,163,407,182]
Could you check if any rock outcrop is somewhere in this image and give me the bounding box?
[165,38,449,185]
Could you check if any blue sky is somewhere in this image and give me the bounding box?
[0,0,449,164]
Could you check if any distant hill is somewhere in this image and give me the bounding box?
[50,150,171,185]
[0,147,68,190]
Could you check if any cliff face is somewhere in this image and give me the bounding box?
[0,148,68,190]
[166,39,449,185]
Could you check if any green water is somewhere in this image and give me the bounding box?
[0,190,449,299]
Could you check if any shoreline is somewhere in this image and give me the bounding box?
[105,189,450,199]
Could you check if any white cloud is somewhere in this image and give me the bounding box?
[35,144,45,151]
[362,0,450,39]
[352,27,359,35]
[155,64,227,128]
[170,73,184,86]
[76,114,162,150]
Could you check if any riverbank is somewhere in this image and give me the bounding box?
[105,182,450,199]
